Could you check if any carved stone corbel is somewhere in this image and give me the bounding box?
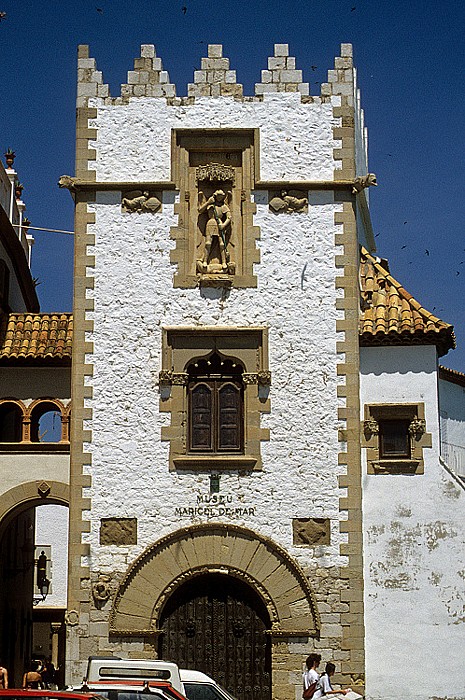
[242,371,271,386]
[408,418,426,438]
[159,370,189,386]
[363,419,379,437]
[352,173,377,194]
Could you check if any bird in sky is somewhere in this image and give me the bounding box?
[401,245,407,249]
[311,65,317,71]
[182,6,187,14]
[96,7,103,13]
[425,249,430,256]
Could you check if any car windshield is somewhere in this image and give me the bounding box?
[183,685,237,700]
[94,691,168,700]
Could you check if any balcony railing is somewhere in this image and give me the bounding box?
[441,441,465,478]
[0,158,33,264]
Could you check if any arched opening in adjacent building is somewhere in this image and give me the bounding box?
[0,497,68,688]
[158,573,272,700]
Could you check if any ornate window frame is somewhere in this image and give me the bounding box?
[160,327,270,471]
[362,403,431,474]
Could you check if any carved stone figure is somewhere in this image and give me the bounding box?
[197,189,235,275]
[269,190,308,213]
[122,190,161,213]
[58,175,79,191]
[351,173,378,194]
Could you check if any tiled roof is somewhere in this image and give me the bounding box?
[0,313,72,362]
[439,365,465,387]
[359,247,455,356]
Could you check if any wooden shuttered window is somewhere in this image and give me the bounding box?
[188,354,244,454]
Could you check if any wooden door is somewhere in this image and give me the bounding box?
[158,574,271,700]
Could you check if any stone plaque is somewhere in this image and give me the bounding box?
[100,518,137,545]
[292,518,330,546]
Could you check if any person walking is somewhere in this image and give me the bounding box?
[303,653,321,699]
[315,663,349,698]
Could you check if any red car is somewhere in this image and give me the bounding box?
[0,692,106,700]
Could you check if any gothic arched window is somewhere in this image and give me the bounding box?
[188,353,244,454]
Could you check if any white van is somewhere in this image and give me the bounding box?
[84,658,236,700]
[85,657,184,694]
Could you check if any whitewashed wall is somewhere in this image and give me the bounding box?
[360,346,465,700]
[35,504,69,607]
[439,376,465,477]
[82,93,348,576]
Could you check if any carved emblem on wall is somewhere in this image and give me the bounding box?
[100,518,138,545]
[293,518,330,546]
[92,574,112,604]
[122,190,161,213]
[269,190,308,213]
[408,418,426,438]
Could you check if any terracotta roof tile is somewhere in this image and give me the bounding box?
[0,313,73,362]
[360,247,455,356]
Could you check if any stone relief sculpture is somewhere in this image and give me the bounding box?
[269,190,308,213]
[197,189,235,275]
[122,190,161,212]
[92,574,112,603]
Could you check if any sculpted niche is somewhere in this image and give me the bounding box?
[171,129,259,288]
[195,163,236,283]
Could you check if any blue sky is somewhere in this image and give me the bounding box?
[1,0,464,369]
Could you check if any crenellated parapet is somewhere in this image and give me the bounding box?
[76,42,359,106]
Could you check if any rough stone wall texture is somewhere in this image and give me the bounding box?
[360,345,465,700]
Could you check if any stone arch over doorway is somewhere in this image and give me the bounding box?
[110,523,320,637]
[0,479,69,533]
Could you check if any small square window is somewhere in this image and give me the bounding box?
[379,419,410,459]
[363,404,431,475]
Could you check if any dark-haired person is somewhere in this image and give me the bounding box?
[22,660,43,689]
[315,662,350,698]
[303,653,321,698]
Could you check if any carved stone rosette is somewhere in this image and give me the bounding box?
[92,574,112,603]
